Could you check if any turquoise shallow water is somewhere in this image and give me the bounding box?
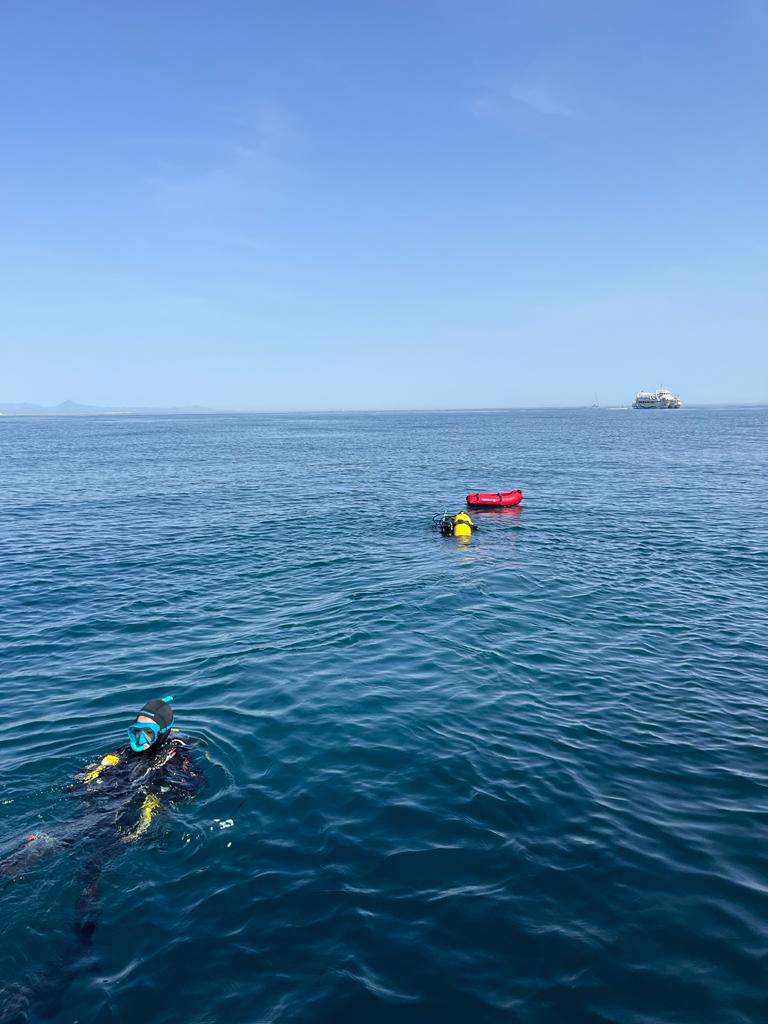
[1,407,767,1023]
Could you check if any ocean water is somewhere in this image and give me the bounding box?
[1,407,767,1024]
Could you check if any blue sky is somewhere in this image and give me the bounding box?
[1,0,766,409]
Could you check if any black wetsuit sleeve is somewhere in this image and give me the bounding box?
[70,745,131,796]
[162,738,207,799]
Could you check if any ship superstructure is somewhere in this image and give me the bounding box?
[632,388,682,409]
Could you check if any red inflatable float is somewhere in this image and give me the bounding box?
[466,490,523,508]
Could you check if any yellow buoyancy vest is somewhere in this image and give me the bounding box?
[452,511,474,537]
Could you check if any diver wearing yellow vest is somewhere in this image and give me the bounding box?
[434,510,477,538]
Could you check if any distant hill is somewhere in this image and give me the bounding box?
[0,400,217,416]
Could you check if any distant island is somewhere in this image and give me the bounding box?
[0,400,217,416]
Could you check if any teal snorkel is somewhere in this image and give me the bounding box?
[127,696,174,752]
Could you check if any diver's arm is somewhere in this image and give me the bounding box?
[72,745,130,789]
[167,737,207,797]
[178,742,207,793]
[121,740,205,843]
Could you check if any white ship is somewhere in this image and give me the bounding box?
[632,387,682,409]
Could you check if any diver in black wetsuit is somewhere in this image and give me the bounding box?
[71,694,205,843]
[1,695,204,875]
[0,696,205,1023]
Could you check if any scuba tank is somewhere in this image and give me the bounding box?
[433,510,476,537]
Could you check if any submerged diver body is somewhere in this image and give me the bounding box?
[2,696,204,872]
[72,695,205,843]
[0,696,205,1023]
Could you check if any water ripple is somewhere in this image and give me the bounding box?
[1,408,767,1023]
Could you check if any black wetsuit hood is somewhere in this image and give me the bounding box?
[139,698,174,731]
[129,697,174,754]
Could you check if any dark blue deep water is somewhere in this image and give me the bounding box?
[1,408,767,1024]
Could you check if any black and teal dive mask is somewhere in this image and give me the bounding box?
[127,696,174,752]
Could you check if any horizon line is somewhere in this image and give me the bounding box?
[2,402,767,417]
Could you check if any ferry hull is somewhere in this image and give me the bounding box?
[632,389,682,409]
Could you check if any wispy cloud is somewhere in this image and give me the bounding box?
[467,81,577,121]
[139,99,299,221]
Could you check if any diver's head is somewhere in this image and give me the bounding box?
[127,696,174,753]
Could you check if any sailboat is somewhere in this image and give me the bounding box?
[591,393,600,408]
